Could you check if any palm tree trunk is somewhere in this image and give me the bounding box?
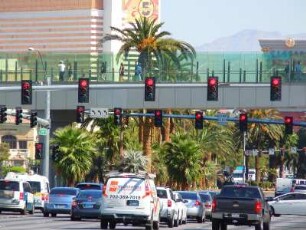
[143,116,153,172]
[255,153,262,183]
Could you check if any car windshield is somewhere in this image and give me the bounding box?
[0,181,19,191]
[178,192,198,200]
[51,188,78,195]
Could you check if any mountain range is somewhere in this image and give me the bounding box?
[195,29,306,52]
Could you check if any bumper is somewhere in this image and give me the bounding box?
[101,213,150,225]
[212,212,263,225]
[187,207,202,218]
[45,204,72,214]
[0,201,26,212]
[71,209,101,218]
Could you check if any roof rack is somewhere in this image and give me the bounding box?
[106,170,156,179]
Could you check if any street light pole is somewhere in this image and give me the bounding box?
[28,47,50,179]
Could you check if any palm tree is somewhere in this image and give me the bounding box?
[102,17,196,172]
[160,133,202,190]
[243,109,284,182]
[120,150,147,173]
[51,124,96,186]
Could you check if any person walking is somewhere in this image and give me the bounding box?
[119,63,124,82]
[295,61,302,81]
[135,62,142,81]
[58,60,66,81]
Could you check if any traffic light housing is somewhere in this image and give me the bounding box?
[35,143,43,160]
[30,111,38,128]
[0,106,7,123]
[21,80,32,105]
[154,110,163,127]
[195,111,203,129]
[51,145,60,162]
[76,106,85,123]
[78,78,89,103]
[270,76,281,101]
[15,107,23,125]
[114,108,122,126]
[239,113,248,132]
[207,77,218,101]
[284,116,293,135]
[144,77,156,101]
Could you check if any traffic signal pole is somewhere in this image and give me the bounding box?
[44,76,51,179]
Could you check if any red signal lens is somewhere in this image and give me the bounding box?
[208,78,217,86]
[285,116,293,124]
[80,79,88,88]
[22,82,30,89]
[114,109,121,115]
[196,113,202,119]
[155,110,161,116]
[272,78,280,86]
[146,78,154,86]
[240,114,247,121]
[77,106,84,113]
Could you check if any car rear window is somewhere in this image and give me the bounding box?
[50,188,78,195]
[0,181,20,191]
[178,192,198,200]
[28,181,41,193]
[157,189,167,198]
[220,187,260,199]
[199,193,211,202]
[76,183,102,190]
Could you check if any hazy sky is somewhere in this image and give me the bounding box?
[160,0,306,46]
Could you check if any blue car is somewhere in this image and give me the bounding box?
[44,187,79,217]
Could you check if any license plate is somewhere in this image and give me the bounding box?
[57,205,66,208]
[127,200,139,206]
[231,213,240,218]
[83,204,93,208]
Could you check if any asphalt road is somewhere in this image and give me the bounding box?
[0,211,306,230]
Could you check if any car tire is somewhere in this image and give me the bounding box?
[51,213,57,217]
[109,221,116,229]
[174,213,179,227]
[220,222,227,230]
[212,219,220,230]
[20,205,27,215]
[153,220,159,230]
[255,221,262,230]
[43,212,49,217]
[197,215,203,223]
[167,215,174,228]
[29,204,34,214]
[263,221,270,230]
[100,219,108,229]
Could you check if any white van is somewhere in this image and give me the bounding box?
[5,172,50,212]
[100,172,160,230]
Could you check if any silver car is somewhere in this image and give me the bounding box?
[199,192,213,220]
[176,191,205,223]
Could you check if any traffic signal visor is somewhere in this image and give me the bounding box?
[78,78,89,103]
[21,80,32,105]
[207,77,218,101]
[145,77,156,101]
[195,111,203,129]
[270,76,281,101]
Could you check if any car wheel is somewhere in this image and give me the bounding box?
[255,221,262,230]
[197,215,203,223]
[153,220,159,230]
[167,215,174,228]
[43,212,49,217]
[109,221,116,229]
[51,213,57,217]
[263,221,270,230]
[220,222,227,230]
[20,204,26,215]
[174,213,179,227]
[212,219,220,230]
[29,204,34,214]
[100,219,108,229]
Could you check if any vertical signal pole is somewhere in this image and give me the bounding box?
[243,131,246,184]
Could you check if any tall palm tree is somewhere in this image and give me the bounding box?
[120,150,147,173]
[51,124,96,186]
[102,17,196,172]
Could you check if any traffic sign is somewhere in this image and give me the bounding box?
[291,147,297,154]
[269,148,275,155]
[90,108,109,118]
[217,113,228,125]
[39,128,47,136]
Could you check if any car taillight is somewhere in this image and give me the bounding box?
[194,200,201,206]
[19,192,24,200]
[254,200,262,214]
[167,199,172,207]
[72,200,78,208]
[212,198,217,212]
[42,194,49,201]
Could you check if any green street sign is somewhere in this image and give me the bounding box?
[39,128,47,136]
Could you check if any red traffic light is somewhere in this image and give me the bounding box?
[35,143,43,151]
[195,113,202,120]
[284,116,293,124]
[21,80,32,105]
[114,108,122,115]
[240,114,247,121]
[22,81,31,90]
[272,77,281,86]
[79,79,88,88]
[208,77,217,86]
[78,78,89,103]
[195,111,203,129]
[144,77,156,101]
[145,78,154,86]
[76,106,84,113]
[270,76,281,101]
[239,113,248,132]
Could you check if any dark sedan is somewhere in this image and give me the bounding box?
[71,189,102,221]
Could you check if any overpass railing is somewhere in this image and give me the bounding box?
[0,51,305,84]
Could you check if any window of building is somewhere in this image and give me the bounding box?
[19,141,27,149]
[1,135,17,149]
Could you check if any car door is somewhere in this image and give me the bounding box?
[291,193,306,215]
[274,193,295,215]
